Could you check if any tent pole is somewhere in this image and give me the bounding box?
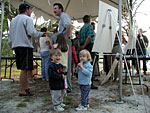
[0,1,5,78]
[118,0,123,102]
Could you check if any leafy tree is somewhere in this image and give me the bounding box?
[1,38,13,56]
[122,0,146,36]
[1,2,17,56]
[3,2,18,32]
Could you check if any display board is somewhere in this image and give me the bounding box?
[92,1,118,53]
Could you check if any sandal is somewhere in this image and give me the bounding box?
[19,89,34,96]
[28,80,36,84]
[19,93,29,96]
[26,89,34,96]
[19,92,34,96]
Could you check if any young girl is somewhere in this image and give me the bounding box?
[40,27,51,81]
[76,49,93,111]
[52,33,68,67]
[48,48,67,112]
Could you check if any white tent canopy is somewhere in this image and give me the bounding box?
[3,0,126,21]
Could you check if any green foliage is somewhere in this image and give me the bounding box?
[122,0,146,36]
[3,2,18,32]
[17,102,27,108]
[1,68,20,78]
[44,97,50,102]
[1,38,13,56]
[64,96,72,101]
[1,2,17,56]
[36,20,59,33]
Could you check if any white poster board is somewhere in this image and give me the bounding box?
[124,27,137,53]
[92,1,118,53]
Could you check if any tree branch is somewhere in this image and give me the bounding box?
[133,0,145,17]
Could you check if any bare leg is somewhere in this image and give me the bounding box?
[27,70,35,83]
[20,70,27,94]
[27,70,33,80]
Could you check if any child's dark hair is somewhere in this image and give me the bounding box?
[41,27,47,32]
[56,33,68,52]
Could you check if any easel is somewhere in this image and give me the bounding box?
[93,2,148,111]
[93,8,139,104]
[110,10,148,112]
[97,9,122,84]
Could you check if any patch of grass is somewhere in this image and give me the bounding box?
[64,96,72,101]
[17,102,27,107]
[1,60,41,78]
[1,67,20,78]
[44,97,50,102]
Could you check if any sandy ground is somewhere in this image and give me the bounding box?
[0,73,150,113]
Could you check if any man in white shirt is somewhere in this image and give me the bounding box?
[9,2,46,96]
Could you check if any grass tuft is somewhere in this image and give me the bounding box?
[64,96,72,101]
[17,102,27,107]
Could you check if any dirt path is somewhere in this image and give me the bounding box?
[0,75,150,113]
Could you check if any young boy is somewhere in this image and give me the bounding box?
[48,48,66,112]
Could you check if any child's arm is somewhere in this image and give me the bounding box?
[48,66,64,79]
[78,63,93,76]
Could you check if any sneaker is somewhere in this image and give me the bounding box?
[60,103,66,107]
[54,105,64,112]
[87,104,90,108]
[78,104,89,108]
[67,90,71,93]
[76,105,87,111]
